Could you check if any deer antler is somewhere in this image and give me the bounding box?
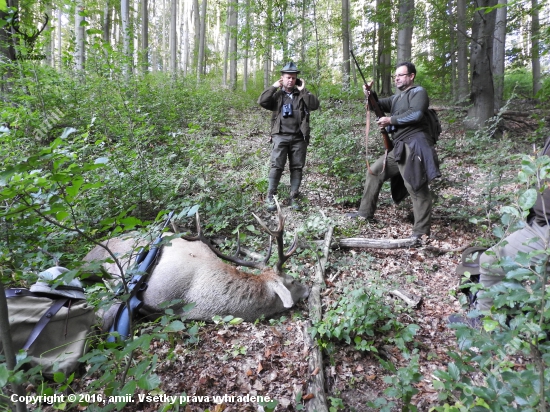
[252,199,299,274]
[182,212,271,270]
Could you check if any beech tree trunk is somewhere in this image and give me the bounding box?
[531,0,541,96]
[197,0,207,79]
[456,0,469,102]
[465,0,497,130]
[342,0,350,89]
[228,0,238,90]
[493,0,507,110]
[141,0,149,73]
[243,0,251,91]
[397,0,414,63]
[103,0,111,44]
[75,0,86,71]
[170,0,177,73]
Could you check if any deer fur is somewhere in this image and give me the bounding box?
[83,214,309,323]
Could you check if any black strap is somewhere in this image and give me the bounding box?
[5,289,37,298]
[22,298,70,351]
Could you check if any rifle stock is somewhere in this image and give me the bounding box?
[350,50,393,151]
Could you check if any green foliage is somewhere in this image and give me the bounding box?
[311,285,419,354]
[432,153,550,411]
[309,99,367,205]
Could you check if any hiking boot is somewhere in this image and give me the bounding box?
[289,192,301,210]
[266,192,277,212]
[447,313,483,329]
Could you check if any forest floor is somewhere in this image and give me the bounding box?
[36,100,547,412]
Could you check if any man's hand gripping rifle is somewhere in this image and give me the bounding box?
[108,211,174,342]
[350,50,393,153]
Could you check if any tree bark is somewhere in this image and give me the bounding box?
[465,0,497,130]
[342,0,350,89]
[228,0,238,90]
[170,0,177,73]
[197,0,207,79]
[531,0,541,96]
[103,0,111,44]
[0,282,28,412]
[456,0,469,102]
[141,0,149,73]
[45,3,53,67]
[243,0,251,91]
[377,0,392,95]
[223,0,231,86]
[75,0,86,71]
[493,0,507,111]
[397,0,414,63]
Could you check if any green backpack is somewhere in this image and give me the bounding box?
[1,268,96,378]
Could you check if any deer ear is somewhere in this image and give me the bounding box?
[270,280,294,308]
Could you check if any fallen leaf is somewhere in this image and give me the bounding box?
[303,393,315,401]
[257,362,264,374]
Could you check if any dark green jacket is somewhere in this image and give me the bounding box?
[258,86,320,140]
[378,85,431,144]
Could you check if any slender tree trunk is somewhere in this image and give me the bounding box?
[182,1,189,75]
[141,0,149,73]
[342,0,350,89]
[170,0,177,73]
[197,0,207,79]
[262,0,273,89]
[121,0,130,76]
[531,0,541,97]
[193,0,200,74]
[57,8,62,68]
[75,0,86,71]
[396,0,414,63]
[229,0,238,90]
[456,0,469,102]
[465,0,497,130]
[45,3,53,67]
[243,0,251,91]
[223,0,231,86]
[449,0,457,101]
[103,1,111,44]
[377,0,392,95]
[493,0,507,110]
[0,281,28,412]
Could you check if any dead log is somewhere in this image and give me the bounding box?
[337,237,419,249]
[303,226,333,412]
[389,289,422,308]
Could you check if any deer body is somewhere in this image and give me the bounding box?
[84,221,309,323]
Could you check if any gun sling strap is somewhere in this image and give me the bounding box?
[5,289,70,351]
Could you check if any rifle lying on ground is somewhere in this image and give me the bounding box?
[350,50,393,155]
[108,211,174,342]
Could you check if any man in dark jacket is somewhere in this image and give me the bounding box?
[258,62,320,211]
[449,137,550,328]
[346,62,440,240]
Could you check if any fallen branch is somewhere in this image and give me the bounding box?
[304,226,333,412]
[389,289,422,308]
[337,237,419,249]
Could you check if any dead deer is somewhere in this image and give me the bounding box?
[83,204,310,323]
